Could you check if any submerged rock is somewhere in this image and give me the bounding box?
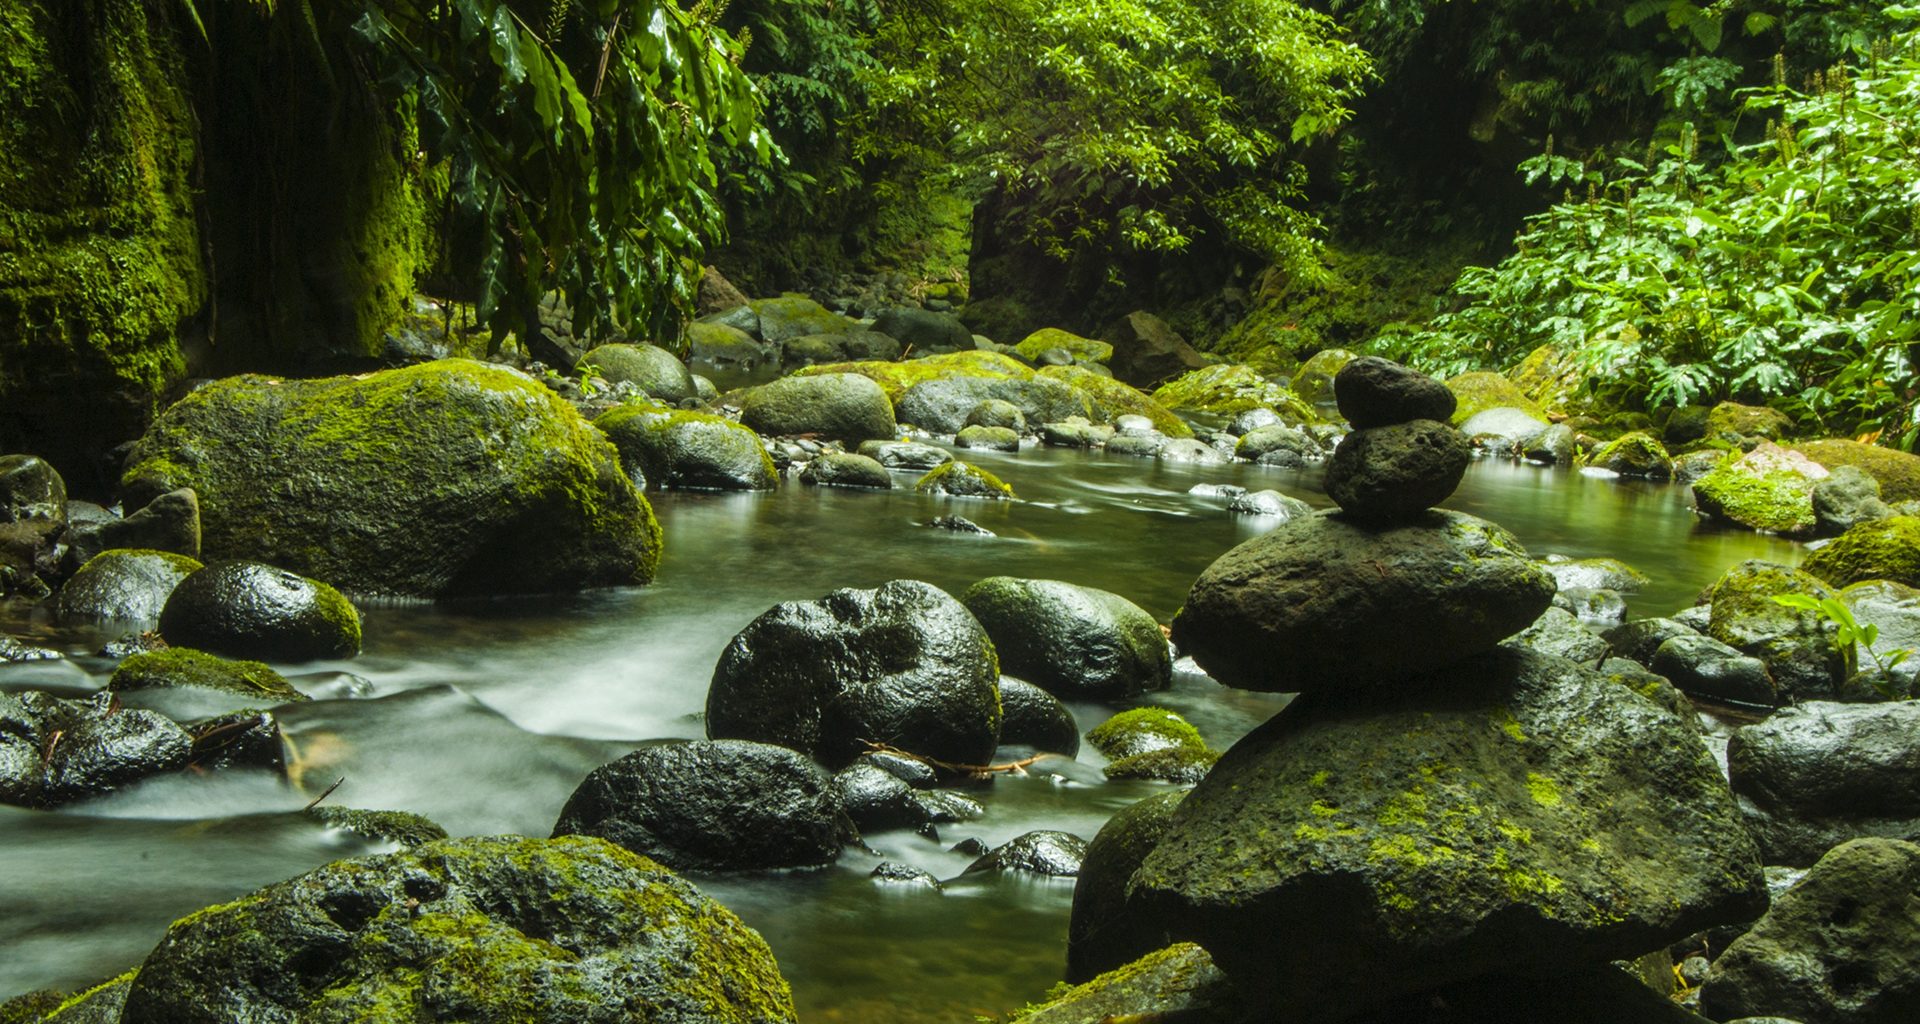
[118,835,798,1024]
[799,452,893,490]
[955,425,1020,452]
[1170,510,1554,692]
[119,360,659,597]
[1225,489,1312,519]
[961,577,1169,700]
[856,440,950,470]
[1702,838,1920,1024]
[306,806,449,848]
[158,561,361,662]
[706,580,1002,768]
[1127,648,1767,1016]
[553,740,849,872]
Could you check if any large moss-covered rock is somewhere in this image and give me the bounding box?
[56,549,202,628]
[1728,701,1920,866]
[1706,560,1846,701]
[1015,328,1113,365]
[595,405,776,492]
[1151,366,1311,420]
[705,580,1003,768]
[1707,401,1793,441]
[118,834,798,1024]
[1802,516,1920,589]
[553,740,850,872]
[0,0,205,483]
[897,375,1092,434]
[798,452,892,490]
[1702,838,1920,1024]
[1509,344,1585,416]
[1692,445,1828,535]
[686,320,773,368]
[119,360,659,597]
[1797,438,1920,503]
[739,372,896,444]
[579,343,697,404]
[961,577,1169,700]
[1127,648,1768,1016]
[749,296,860,344]
[1036,365,1192,438]
[158,561,361,661]
[1170,510,1555,692]
[1445,372,1547,426]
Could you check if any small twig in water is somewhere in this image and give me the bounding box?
[303,776,345,812]
[861,741,1051,778]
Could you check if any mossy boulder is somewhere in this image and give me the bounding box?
[109,647,306,703]
[1151,365,1312,420]
[553,740,851,872]
[1691,444,1828,536]
[705,580,1003,769]
[117,834,798,1024]
[1796,439,1920,503]
[897,375,1092,433]
[955,424,1020,452]
[1101,311,1209,388]
[118,360,659,597]
[595,405,776,492]
[39,971,137,1024]
[961,578,1170,700]
[748,296,860,344]
[1036,365,1192,437]
[306,806,449,849]
[158,561,361,662]
[1588,431,1673,479]
[916,462,1015,500]
[1707,401,1793,441]
[1509,344,1586,417]
[1014,328,1113,364]
[686,320,773,368]
[0,0,205,484]
[1290,348,1358,408]
[1127,648,1768,1015]
[1706,560,1846,701]
[739,372,896,444]
[1802,516,1920,589]
[1067,794,1191,982]
[871,307,972,353]
[1445,371,1547,426]
[56,549,202,628]
[1086,708,1206,761]
[1019,944,1244,1024]
[798,452,892,490]
[1171,510,1555,693]
[578,344,697,404]
[796,350,1034,404]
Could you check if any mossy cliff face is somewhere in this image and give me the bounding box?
[120,359,659,597]
[0,0,205,485]
[118,834,798,1024]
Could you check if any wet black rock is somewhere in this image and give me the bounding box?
[1705,561,1846,701]
[1703,838,1920,1024]
[871,862,942,890]
[927,515,993,536]
[1604,617,1702,666]
[0,691,191,808]
[61,489,201,569]
[964,829,1087,876]
[995,677,1080,755]
[1067,792,1189,982]
[706,580,1002,768]
[1127,648,1767,1016]
[1502,607,1608,663]
[1727,701,1920,866]
[56,549,203,629]
[158,561,361,662]
[1324,420,1471,521]
[1334,357,1457,429]
[961,577,1169,700]
[1652,634,1780,706]
[1225,489,1312,519]
[832,759,932,834]
[1171,510,1555,692]
[553,739,850,872]
[118,834,798,1024]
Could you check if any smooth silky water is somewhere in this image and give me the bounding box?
[0,451,1801,1021]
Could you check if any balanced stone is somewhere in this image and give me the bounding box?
[1170,510,1554,692]
[1126,648,1767,1018]
[1324,419,1470,520]
[1334,356,1456,428]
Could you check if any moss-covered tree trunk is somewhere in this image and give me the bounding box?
[0,0,206,490]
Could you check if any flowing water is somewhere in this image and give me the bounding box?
[0,450,1801,1020]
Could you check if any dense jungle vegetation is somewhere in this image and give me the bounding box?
[2,0,1918,473]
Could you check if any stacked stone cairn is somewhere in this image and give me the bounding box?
[1072,357,1769,1021]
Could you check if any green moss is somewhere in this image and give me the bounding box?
[1509,345,1586,417]
[1796,439,1920,503]
[1802,516,1920,589]
[1013,328,1113,364]
[110,647,307,701]
[0,0,205,473]
[795,350,1033,403]
[42,970,137,1023]
[306,806,449,848]
[1526,772,1562,807]
[1009,943,1234,1024]
[915,461,1015,500]
[118,359,660,597]
[1102,746,1219,783]
[1150,365,1314,420]
[1585,431,1673,478]
[1086,707,1207,758]
[1691,455,1818,535]
[1706,402,1792,440]
[74,548,204,578]
[1446,371,1547,425]
[0,990,65,1024]
[1035,365,1192,437]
